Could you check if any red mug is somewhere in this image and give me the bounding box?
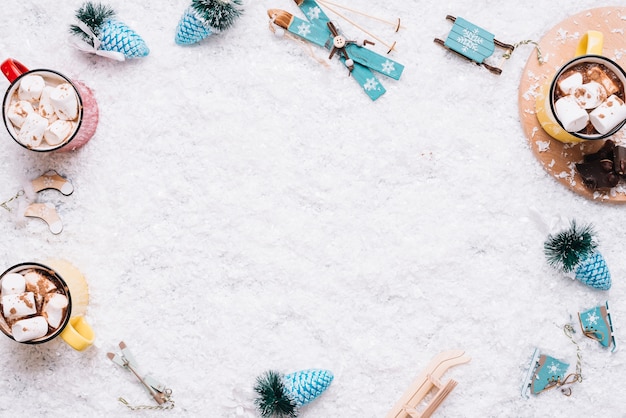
[1,58,98,152]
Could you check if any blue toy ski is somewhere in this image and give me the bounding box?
[268,0,404,100]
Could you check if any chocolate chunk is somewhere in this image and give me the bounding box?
[576,159,620,190]
[583,139,615,162]
[614,145,626,176]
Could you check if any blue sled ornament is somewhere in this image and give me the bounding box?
[434,15,515,75]
[268,0,404,101]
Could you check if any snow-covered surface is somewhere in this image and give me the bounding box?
[0,1,624,417]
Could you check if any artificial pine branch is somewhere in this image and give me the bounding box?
[544,220,597,272]
[191,0,243,31]
[69,2,116,44]
[254,370,297,418]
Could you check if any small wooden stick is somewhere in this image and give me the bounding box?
[315,1,398,52]
[419,379,458,418]
[318,0,405,30]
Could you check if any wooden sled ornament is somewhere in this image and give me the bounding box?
[385,350,471,418]
[434,16,514,75]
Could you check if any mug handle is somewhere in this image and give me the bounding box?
[60,316,95,351]
[575,30,603,57]
[1,58,29,83]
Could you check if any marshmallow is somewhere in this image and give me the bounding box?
[17,75,45,102]
[587,66,620,95]
[11,316,49,342]
[2,292,37,319]
[49,83,78,120]
[573,81,607,109]
[38,85,56,118]
[43,293,68,329]
[44,120,74,146]
[590,95,626,135]
[555,95,590,132]
[1,273,26,296]
[6,100,35,128]
[24,271,57,294]
[558,72,583,95]
[17,112,48,148]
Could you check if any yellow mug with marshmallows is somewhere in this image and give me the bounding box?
[0,261,94,351]
[535,30,626,143]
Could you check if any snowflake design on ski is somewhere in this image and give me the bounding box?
[43,176,54,187]
[297,22,311,37]
[381,60,395,74]
[456,28,483,53]
[547,361,562,374]
[586,311,599,326]
[306,6,321,21]
[363,78,380,91]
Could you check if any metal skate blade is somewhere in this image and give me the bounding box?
[521,347,541,399]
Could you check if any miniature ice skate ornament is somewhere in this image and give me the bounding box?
[522,349,570,397]
[175,0,243,45]
[70,2,149,60]
[578,301,617,352]
[521,348,580,398]
[254,369,333,417]
[544,220,611,290]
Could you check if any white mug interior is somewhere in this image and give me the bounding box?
[549,55,626,140]
[2,69,83,152]
[0,263,72,344]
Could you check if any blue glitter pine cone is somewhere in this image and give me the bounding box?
[175,0,243,46]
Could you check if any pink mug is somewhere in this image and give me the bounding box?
[1,58,98,152]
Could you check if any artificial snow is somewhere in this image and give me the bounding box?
[0,0,623,417]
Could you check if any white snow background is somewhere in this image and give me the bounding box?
[0,0,624,417]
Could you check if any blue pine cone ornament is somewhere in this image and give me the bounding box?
[254,369,333,417]
[70,2,149,60]
[544,220,611,290]
[175,0,243,45]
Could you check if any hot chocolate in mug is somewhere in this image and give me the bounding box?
[0,262,94,351]
[1,58,99,152]
[535,31,626,143]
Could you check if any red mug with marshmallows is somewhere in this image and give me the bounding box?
[1,58,98,152]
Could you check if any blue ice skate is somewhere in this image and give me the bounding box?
[578,301,617,352]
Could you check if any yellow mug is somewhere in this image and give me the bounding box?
[0,261,94,351]
[535,30,626,143]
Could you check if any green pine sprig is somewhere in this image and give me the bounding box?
[254,370,297,418]
[544,220,598,272]
[191,0,243,31]
[69,2,116,45]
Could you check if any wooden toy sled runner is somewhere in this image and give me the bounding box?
[434,15,515,75]
[386,350,471,418]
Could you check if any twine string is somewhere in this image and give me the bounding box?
[502,40,544,64]
[0,190,24,212]
[118,389,175,411]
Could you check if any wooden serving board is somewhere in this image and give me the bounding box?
[518,7,626,202]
